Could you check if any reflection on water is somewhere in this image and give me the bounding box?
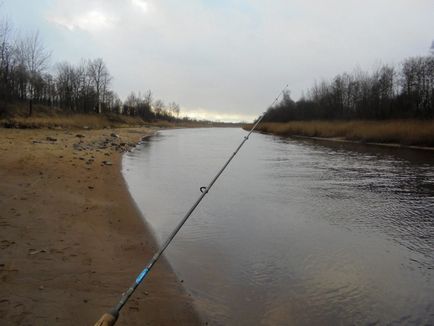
[123,128,434,325]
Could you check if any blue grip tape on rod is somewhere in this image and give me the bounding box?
[135,268,149,284]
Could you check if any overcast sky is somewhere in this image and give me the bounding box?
[2,0,433,122]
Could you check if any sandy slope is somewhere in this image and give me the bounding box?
[0,127,200,325]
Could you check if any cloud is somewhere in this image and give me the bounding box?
[43,0,434,119]
[131,0,149,13]
[48,10,117,32]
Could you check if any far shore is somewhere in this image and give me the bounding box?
[244,120,434,150]
[0,126,201,325]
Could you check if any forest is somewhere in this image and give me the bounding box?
[0,20,181,122]
[262,56,434,122]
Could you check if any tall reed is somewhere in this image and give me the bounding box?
[245,120,434,147]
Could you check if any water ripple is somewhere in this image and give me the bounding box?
[123,128,434,325]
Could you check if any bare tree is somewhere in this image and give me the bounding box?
[16,31,51,116]
[87,58,111,113]
[153,99,165,117]
[143,89,152,106]
[0,18,13,112]
[168,101,180,118]
[124,91,139,116]
[55,61,74,109]
[400,56,434,117]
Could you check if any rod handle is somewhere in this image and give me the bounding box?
[94,312,118,326]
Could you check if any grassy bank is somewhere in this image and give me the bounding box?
[0,114,241,130]
[0,103,147,129]
[244,120,434,148]
[0,112,147,129]
[0,102,239,129]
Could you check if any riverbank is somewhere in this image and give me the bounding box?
[0,127,200,325]
[0,103,242,129]
[245,120,434,149]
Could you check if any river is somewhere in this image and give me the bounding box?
[122,128,434,325]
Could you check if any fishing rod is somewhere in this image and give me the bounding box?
[95,85,288,326]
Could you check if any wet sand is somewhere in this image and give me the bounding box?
[0,127,200,325]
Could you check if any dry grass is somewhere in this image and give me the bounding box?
[245,120,434,147]
[0,113,226,130]
[0,102,236,130]
[0,102,148,129]
[0,113,147,129]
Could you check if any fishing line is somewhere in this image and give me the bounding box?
[95,85,288,326]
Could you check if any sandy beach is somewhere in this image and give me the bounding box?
[0,127,200,325]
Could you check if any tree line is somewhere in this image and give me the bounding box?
[262,55,434,122]
[0,19,181,121]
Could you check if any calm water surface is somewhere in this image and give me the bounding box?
[123,128,434,325]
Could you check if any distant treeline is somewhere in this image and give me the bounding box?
[0,18,183,121]
[262,56,434,122]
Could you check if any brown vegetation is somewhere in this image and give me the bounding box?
[0,114,144,129]
[246,120,434,147]
[0,112,145,129]
[0,103,145,129]
[0,102,239,130]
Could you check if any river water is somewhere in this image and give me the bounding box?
[122,128,434,325]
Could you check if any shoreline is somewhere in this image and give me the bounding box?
[244,120,434,151]
[0,127,200,325]
[284,134,434,151]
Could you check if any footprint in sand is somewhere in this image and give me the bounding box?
[0,240,16,249]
